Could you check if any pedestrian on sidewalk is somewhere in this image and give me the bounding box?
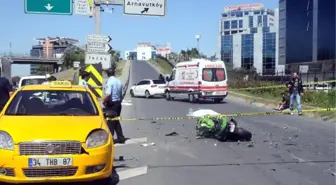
[287,72,304,115]
[0,77,14,112]
[103,67,127,144]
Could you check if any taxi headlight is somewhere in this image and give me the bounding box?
[86,130,109,149]
[0,131,14,150]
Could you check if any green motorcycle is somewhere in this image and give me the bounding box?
[196,117,252,142]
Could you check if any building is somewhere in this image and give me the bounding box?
[219,3,284,75]
[30,37,79,74]
[279,0,335,73]
[155,43,172,58]
[125,42,172,60]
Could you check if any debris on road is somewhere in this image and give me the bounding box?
[141,142,156,147]
[248,142,255,148]
[165,131,179,136]
[115,156,139,161]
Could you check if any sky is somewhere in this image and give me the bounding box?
[0,0,277,76]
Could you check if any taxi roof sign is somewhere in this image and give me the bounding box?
[50,81,72,88]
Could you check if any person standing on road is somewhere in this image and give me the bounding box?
[287,72,304,115]
[42,75,57,85]
[78,71,90,87]
[103,68,127,144]
[0,77,14,112]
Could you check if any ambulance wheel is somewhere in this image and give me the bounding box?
[214,98,223,103]
[130,90,134,97]
[165,91,171,101]
[188,94,195,103]
[145,90,150,99]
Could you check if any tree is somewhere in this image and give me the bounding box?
[180,48,200,60]
[62,45,85,69]
[109,48,121,63]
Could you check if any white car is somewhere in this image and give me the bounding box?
[18,75,47,88]
[130,79,166,98]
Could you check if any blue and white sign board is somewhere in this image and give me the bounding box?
[123,0,166,16]
[74,0,93,16]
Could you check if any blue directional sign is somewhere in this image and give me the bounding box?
[24,0,73,15]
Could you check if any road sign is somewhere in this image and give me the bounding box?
[123,0,166,16]
[73,61,80,68]
[24,0,73,15]
[95,0,123,5]
[85,53,112,69]
[74,0,93,16]
[87,34,111,44]
[87,43,112,53]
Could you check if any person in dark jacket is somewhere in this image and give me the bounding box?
[158,74,165,81]
[287,72,304,115]
[275,91,290,111]
[0,77,13,112]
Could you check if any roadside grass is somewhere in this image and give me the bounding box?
[115,60,126,77]
[149,58,173,74]
[229,80,336,121]
[54,68,78,81]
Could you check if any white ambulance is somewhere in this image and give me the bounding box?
[165,59,228,103]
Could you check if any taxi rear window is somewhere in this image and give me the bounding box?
[5,90,98,116]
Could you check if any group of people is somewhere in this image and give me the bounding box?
[276,72,304,115]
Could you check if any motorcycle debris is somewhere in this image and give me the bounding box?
[271,169,276,171]
[165,132,178,136]
[151,121,157,123]
[248,142,255,148]
[115,156,139,161]
[141,142,156,147]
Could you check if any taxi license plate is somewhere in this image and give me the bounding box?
[28,158,73,167]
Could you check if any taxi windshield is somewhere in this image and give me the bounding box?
[5,90,98,116]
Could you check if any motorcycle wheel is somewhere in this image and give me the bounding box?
[228,127,252,141]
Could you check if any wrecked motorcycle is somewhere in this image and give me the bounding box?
[196,117,252,142]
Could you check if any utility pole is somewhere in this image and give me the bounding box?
[94,0,123,34]
[9,42,12,56]
[94,0,101,34]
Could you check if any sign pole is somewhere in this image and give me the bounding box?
[94,1,101,34]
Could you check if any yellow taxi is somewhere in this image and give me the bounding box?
[0,81,115,184]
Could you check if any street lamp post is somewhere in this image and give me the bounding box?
[195,34,201,55]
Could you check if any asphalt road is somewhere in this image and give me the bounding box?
[116,60,336,185]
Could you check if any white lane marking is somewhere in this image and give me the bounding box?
[122,102,133,106]
[118,166,148,180]
[115,137,147,147]
[291,154,305,163]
